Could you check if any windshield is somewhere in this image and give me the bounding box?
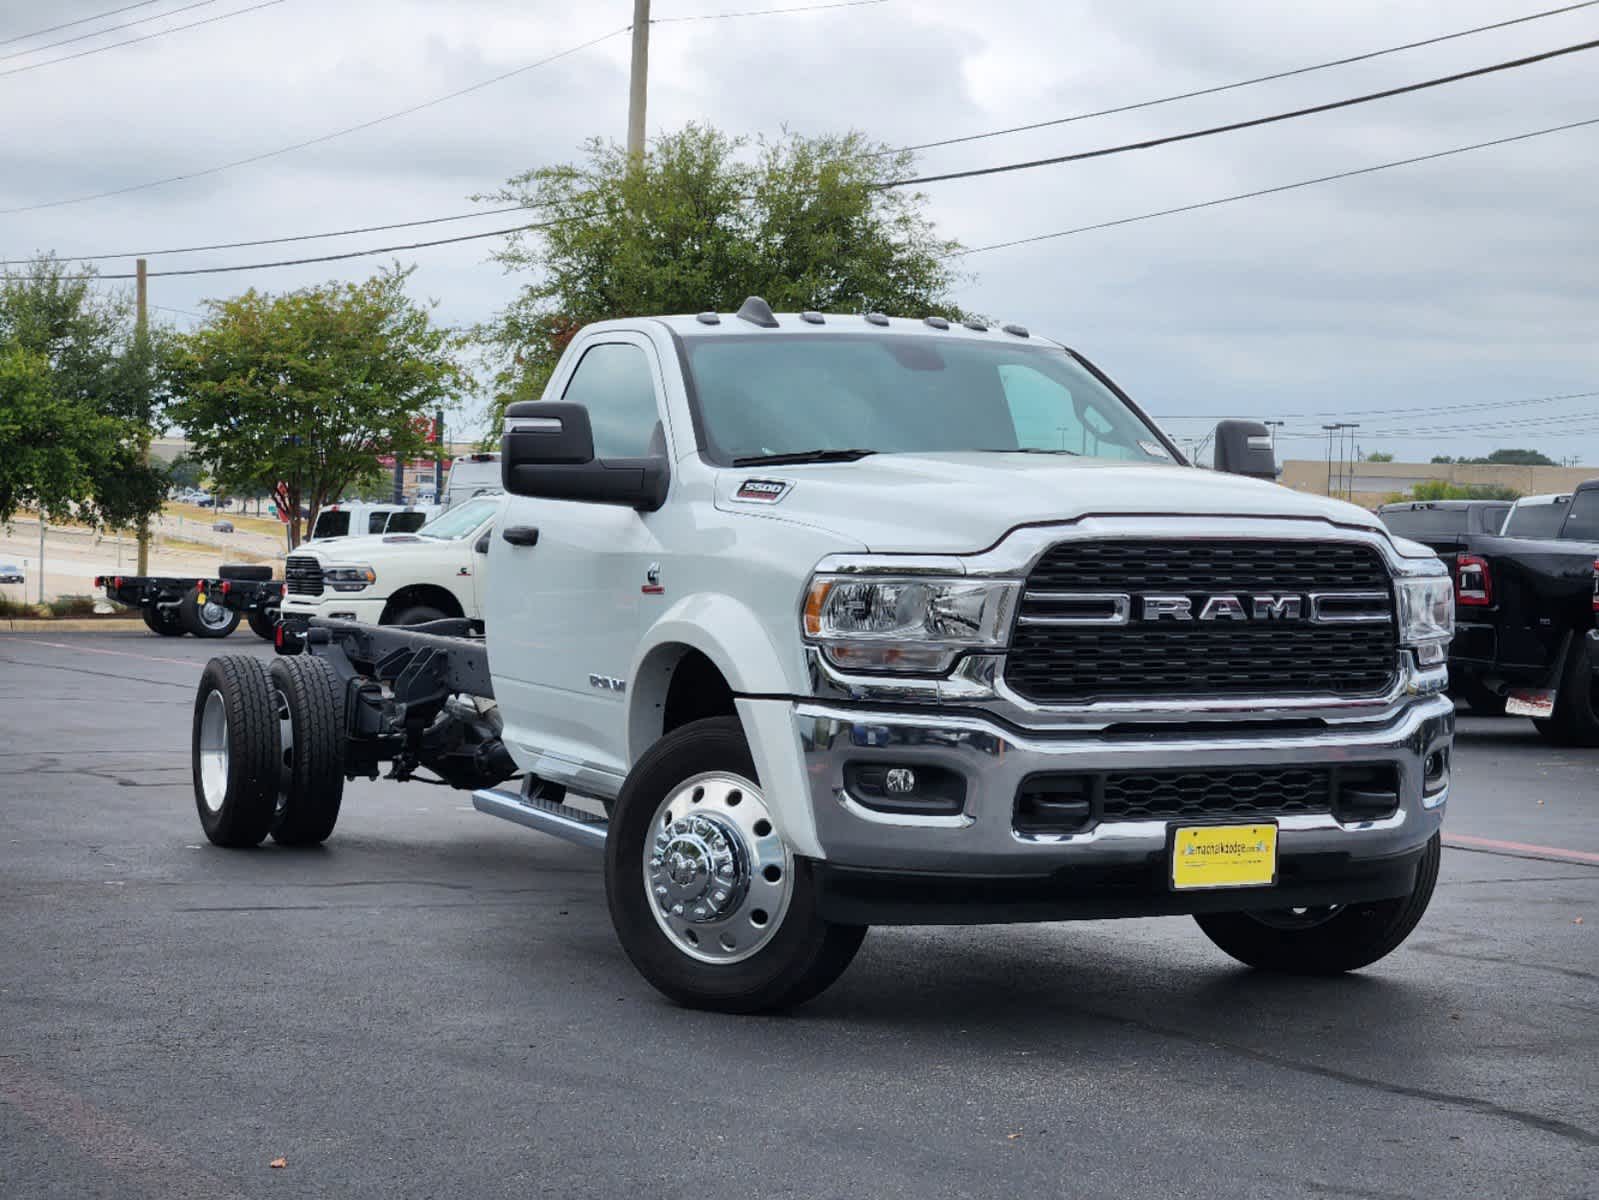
[682,334,1175,465]
[1379,507,1470,539]
[1504,497,1570,538]
[417,497,498,539]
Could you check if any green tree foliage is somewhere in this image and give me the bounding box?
[0,257,167,527]
[476,124,966,422]
[1428,449,1555,466]
[1386,479,1522,503]
[1364,450,1394,462]
[164,454,206,491]
[165,267,464,546]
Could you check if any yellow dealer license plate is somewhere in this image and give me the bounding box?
[1171,824,1278,891]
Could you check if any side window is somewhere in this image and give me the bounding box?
[562,342,661,459]
[368,512,388,534]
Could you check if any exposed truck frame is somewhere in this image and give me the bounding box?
[97,568,281,639]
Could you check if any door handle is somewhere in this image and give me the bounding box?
[501,525,540,547]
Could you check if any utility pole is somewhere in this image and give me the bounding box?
[627,0,650,163]
[1263,420,1285,452]
[1322,424,1338,496]
[135,257,151,575]
[1345,423,1360,500]
[433,408,444,500]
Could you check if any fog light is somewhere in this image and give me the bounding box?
[843,762,964,817]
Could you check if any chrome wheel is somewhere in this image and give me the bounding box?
[198,689,229,813]
[273,687,294,816]
[643,771,792,965]
[198,598,231,630]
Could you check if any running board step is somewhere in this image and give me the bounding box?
[472,787,608,851]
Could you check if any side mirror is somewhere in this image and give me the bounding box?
[473,532,491,554]
[1212,419,1277,481]
[500,402,668,511]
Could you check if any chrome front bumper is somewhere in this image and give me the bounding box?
[790,695,1453,876]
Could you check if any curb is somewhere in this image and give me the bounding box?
[1,618,148,634]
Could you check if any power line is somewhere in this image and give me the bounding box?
[881,0,1599,158]
[0,0,884,216]
[76,213,587,279]
[40,110,1599,282]
[653,0,886,22]
[0,24,630,214]
[878,36,1599,191]
[0,0,164,48]
[0,204,529,264]
[0,0,282,79]
[0,0,220,65]
[1153,388,1599,422]
[948,113,1599,258]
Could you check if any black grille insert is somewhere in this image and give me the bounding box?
[1006,540,1396,703]
[1103,765,1332,822]
[284,555,324,597]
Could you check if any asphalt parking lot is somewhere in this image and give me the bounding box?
[1,631,1594,1199]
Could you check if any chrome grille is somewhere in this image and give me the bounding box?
[1004,540,1397,703]
[284,555,324,597]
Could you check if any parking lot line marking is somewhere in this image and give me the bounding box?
[11,638,198,667]
[1444,833,1599,867]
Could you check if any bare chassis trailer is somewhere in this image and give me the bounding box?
[98,567,282,639]
[191,618,602,852]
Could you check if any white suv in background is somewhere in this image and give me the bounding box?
[280,494,503,626]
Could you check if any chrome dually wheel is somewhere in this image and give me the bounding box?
[644,772,793,965]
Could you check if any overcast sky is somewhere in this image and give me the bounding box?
[4,0,1597,462]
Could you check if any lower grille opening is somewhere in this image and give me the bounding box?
[1013,762,1403,834]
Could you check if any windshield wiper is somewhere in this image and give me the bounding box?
[974,447,1082,456]
[732,448,878,466]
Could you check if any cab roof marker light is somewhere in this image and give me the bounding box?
[800,311,825,324]
[864,312,890,326]
[695,311,720,325]
[923,315,950,330]
[735,296,778,328]
[1002,322,1030,338]
[962,319,988,332]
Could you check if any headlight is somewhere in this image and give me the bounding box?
[802,576,1018,673]
[1395,568,1453,666]
[324,564,377,592]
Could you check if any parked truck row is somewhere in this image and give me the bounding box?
[189,300,1460,1012]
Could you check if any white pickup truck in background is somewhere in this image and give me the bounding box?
[192,297,1456,1013]
[280,495,501,626]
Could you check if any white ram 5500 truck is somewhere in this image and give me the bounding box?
[191,298,1456,1012]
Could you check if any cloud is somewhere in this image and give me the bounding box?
[0,0,1594,459]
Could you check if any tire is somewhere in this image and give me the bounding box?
[267,656,345,846]
[1454,675,1508,717]
[1531,637,1599,747]
[218,563,273,582]
[142,606,186,637]
[604,716,866,1013]
[192,655,280,848]
[386,603,447,626]
[179,586,241,638]
[246,608,278,641]
[1194,833,1441,974]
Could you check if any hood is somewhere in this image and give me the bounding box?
[296,533,438,560]
[715,452,1387,553]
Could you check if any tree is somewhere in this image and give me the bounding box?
[164,454,206,491]
[476,124,966,421]
[1482,448,1555,466]
[165,266,465,547]
[1364,450,1394,462]
[0,257,168,528]
[1400,480,1522,502]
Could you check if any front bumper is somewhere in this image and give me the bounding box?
[782,695,1453,922]
[279,595,385,626]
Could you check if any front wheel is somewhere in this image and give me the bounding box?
[1194,833,1441,974]
[192,656,280,847]
[246,608,278,641]
[604,716,866,1013]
